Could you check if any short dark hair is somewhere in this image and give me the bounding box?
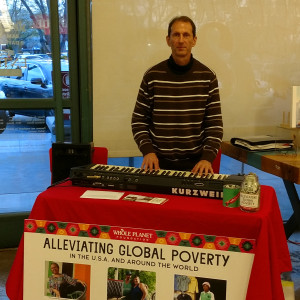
[168,16,196,37]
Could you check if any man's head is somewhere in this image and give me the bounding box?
[202,281,210,292]
[166,16,197,65]
[50,262,60,274]
[125,271,132,278]
[167,16,196,38]
[133,276,140,285]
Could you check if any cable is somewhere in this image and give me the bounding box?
[287,239,300,245]
[47,178,71,189]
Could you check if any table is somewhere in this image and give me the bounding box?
[6,182,291,300]
[221,141,300,238]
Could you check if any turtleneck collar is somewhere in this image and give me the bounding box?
[167,54,194,74]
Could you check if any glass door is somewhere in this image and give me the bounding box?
[0,0,85,214]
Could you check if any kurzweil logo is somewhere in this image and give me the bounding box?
[171,188,223,199]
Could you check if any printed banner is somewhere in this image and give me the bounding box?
[23,219,256,300]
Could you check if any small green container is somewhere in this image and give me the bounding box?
[223,184,240,208]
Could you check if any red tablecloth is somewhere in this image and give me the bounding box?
[6,182,291,300]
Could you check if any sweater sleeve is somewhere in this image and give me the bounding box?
[131,75,155,156]
[200,73,223,163]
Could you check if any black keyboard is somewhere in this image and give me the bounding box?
[70,164,244,199]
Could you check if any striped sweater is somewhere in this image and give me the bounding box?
[131,55,223,163]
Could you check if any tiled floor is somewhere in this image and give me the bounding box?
[0,154,300,299]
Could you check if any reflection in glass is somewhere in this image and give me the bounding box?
[0,107,71,141]
[0,59,69,99]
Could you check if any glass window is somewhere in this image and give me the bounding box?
[26,64,44,82]
[0,108,52,213]
[0,0,72,215]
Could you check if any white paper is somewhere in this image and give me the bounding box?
[80,190,124,200]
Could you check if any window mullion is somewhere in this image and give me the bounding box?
[50,0,64,142]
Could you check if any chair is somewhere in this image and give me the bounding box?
[49,146,108,184]
[107,279,124,299]
[91,147,108,165]
[211,148,221,173]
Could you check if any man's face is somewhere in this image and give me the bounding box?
[50,264,59,274]
[166,21,197,60]
[203,284,209,292]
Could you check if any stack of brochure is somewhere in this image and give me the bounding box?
[230,135,294,151]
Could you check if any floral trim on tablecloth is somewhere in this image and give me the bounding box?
[24,219,255,253]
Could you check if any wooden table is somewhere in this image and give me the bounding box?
[221,141,300,238]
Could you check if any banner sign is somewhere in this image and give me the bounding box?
[23,219,256,300]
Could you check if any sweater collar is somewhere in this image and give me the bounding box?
[168,54,194,73]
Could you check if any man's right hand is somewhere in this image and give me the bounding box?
[141,153,159,171]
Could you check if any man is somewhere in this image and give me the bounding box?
[131,16,223,175]
[200,281,215,300]
[48,262,85,298]
[123,271,132,299]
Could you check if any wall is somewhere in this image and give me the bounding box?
[92,0,300,157]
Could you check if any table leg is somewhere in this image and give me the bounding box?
[282,179,300,238]
[241,162,245,175]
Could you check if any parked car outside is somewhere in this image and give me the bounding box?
[0,50,10,63]
[0,59,69,135]
[14,54,51,60]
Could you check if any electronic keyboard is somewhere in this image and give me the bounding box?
[70,164,244,199]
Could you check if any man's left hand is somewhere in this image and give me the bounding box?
[191,160,213,175]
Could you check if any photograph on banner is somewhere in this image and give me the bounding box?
[174,275,226,300]
[45,260,90,299]
[107,267,156,300]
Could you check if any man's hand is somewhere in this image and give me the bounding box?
[191,160,213,175]
[52,289,60,297]
[141,153,159,171]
